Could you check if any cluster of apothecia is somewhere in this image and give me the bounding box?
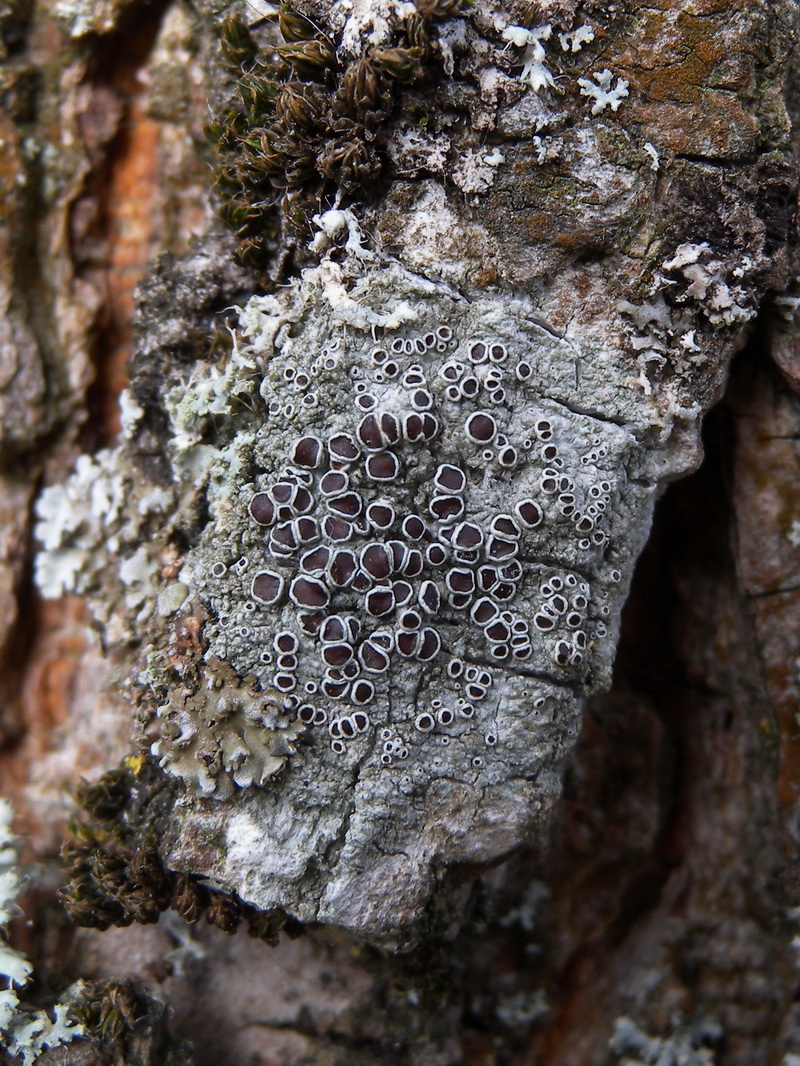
[198,318,623,770]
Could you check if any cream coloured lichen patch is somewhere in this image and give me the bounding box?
[559,25,594,53]
[330,0,417,57]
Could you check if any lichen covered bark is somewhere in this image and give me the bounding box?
[28,0,799,952]
[2,0,800,1061]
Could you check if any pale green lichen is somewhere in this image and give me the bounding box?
[152,658,304,799]
[33,440,175,632]
[0,800,86,1064]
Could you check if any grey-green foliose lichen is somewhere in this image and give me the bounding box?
[0,800,87,1063]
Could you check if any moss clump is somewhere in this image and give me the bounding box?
[68,978,195,1065]
[207,0,470,269]
[60,761,304,947]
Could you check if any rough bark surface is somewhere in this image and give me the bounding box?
[0,0,799,1063]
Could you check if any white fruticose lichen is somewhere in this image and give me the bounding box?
[558,25,595,53]
[787,518,800,551]
[118,387,145,435]
[50,0,122,36]
[437,17,469,77]
[644,142,660,171]
[532,134,559,165]
[775,280,800,323]
[0,801,85,1063]
[495,989,549,1028]
[502,24,555,93]
[578,69,630,114]
[162,912,206,976]
[309,207,376,261]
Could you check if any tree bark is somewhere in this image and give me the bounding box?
[1,0,799,1063]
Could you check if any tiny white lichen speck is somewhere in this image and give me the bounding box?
[643,141,660,171]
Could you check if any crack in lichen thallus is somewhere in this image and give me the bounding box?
[207,0,471,268]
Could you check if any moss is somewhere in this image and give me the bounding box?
[60,759,304,946]
[68,979,195,1065]
[207,0,470,270]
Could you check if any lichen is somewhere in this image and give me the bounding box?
[152,658,304,799]
[30,0,794,948]
[451,146,504,195]
[0,800,86,1064]
[609,1015,722,1066]
[558,25,594,53]
[33,437,177,640]
[578,69,630,115]
[38,211,696,947]
[661,243,755,326]
[501,24,555,94]
[34,207,760,942]
[617,242,758,395]
[160,243,651,808]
